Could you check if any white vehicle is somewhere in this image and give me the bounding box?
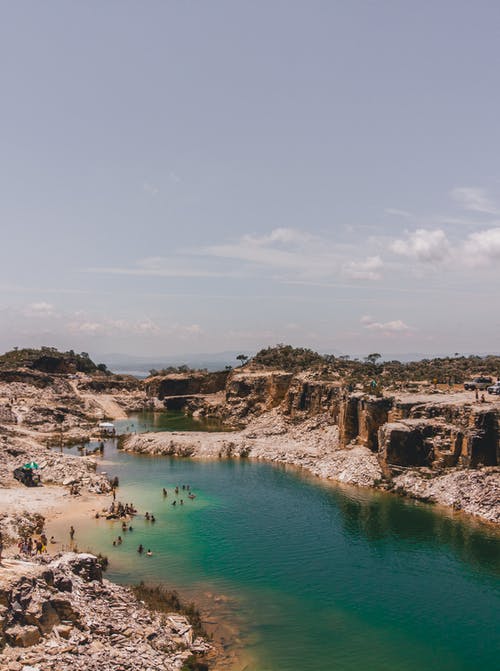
[487,381,500,395]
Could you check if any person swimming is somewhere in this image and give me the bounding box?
[162,488,167,497]
[146,549,152,556]
[137,544,144,553]
[151,515,156,523]
[172,500,176,506]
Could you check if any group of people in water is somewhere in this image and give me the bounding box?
[163,484,196,507]
[102,484,197,558]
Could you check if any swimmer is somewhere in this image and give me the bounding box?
[137,544,144,554]
[162,488,167,497]
[151,515,156,523]
[146,549,153,556]
[172,500,176,506]
[117,536,122,545]
[180,499,184,505]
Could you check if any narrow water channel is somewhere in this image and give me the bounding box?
[57,413,500,671]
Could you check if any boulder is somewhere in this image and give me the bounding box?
[4,624,41,647]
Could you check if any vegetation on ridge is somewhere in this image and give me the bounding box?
[245,344,500,388]
[0,346,99,374]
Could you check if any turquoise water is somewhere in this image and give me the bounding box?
[63,436,500,671]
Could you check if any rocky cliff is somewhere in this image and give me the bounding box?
[138,367,500,523]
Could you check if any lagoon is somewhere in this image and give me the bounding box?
[57,434,500,671]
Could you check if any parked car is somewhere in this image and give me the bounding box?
[463,376,493,390]
[487,381,500,395]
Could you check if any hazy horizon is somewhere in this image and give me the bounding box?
[2,2,499,356]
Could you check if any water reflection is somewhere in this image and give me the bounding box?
[325,482,500,575]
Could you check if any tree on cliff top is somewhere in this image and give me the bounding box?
[251,344,325,370]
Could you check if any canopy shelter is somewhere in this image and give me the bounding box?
[98,421,116,435]
[23,461,39,470]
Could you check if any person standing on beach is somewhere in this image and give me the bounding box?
[0,531,3,563]
[70,526,75,541]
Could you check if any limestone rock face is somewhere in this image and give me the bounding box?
[224,371,293,417]
[462,409,499,467]
[379,420,438,467]
[357,397,394,451]
[146,371,229,399]
[283,377,341,417]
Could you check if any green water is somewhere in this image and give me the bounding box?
[65,435,500,671]
[114,410,230,434]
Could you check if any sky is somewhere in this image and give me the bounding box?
[1,1,500,360]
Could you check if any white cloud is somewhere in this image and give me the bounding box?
[250,227,315,245]
[461,227,500,266]
[343,256,383,280]
[67,317,161,336]
[451,187,499,215]
[87,228,381,284]
[24,302,57,318]
[390,228,450,262]
[361,316,411,333]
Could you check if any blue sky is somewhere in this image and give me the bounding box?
[1,1,499,358]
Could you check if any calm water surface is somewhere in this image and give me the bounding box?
[62,413,500,671]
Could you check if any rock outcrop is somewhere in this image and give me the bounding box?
[0,554,210,669]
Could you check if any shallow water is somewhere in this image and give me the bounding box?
[64,436,500,671]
